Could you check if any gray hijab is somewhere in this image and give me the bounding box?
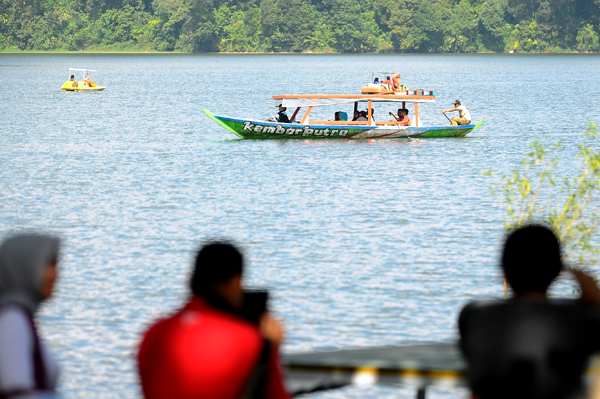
[0,234,60,313]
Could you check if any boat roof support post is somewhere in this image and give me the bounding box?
[290,107,301,123]
[300,106,313,124]
[402,102,406,109]
[415,102,419,127]
[368,100,373,126]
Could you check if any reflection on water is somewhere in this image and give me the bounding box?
[1,53,600,398]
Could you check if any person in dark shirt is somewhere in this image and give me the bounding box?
[266,105,290,123]
[355,111,368,122]
[459,224,600,399]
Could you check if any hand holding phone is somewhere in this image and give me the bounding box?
[241,290,269,325]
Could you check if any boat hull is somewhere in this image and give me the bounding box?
[202,108,484,140]
[60,80,105,92]
[61,86,106,92]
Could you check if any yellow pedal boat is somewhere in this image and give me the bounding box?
[60,68,105,92]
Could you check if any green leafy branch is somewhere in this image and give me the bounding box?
[485,123,600,267]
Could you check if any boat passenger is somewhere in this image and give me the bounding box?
[459,224,600,399]
[84,75,91,87]
[0,234,61,399]
[69,75,78,87]
[334,112,341,121]
[442,100,471,126]
[339,112,348,121]
[373,77,380,84]
[352,110,360,121]
[266,105,290,123]
[381,76,392,90]
[356,111,368,122]
[390,108,410,126]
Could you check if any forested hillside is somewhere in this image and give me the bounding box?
[1,0,599,52]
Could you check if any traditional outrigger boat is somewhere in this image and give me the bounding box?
[202,76,483,140]
[60,68,105,92]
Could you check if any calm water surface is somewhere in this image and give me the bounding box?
[1,53,600,398]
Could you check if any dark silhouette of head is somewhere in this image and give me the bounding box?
[501,224,562,294]
[191,242,243,297]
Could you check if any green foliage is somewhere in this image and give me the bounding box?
[486,124,600,266]
[576,24,600,52]
[1,0,600,52]
[506,20,545,52]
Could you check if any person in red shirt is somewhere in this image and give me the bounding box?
[390,108,410,126]
[137,242,290,399]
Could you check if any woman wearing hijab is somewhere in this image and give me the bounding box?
[0,234,60,398]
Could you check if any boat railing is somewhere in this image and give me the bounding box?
[309,120,375,125]
[307,120,414,127]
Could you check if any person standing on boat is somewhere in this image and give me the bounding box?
[266,105,290,123]
[0,234,61,398]
[442,100,471,126]
[138,242,290,399]
[390,108,410,126]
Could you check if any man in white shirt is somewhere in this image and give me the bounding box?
[442,100,472,126]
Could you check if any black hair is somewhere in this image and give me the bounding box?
[70,75,75,79]
[501,224,562,293]
[360,110,367,117]
[386,76,390,80]
[403,108,409,115]
[191,242,243,297]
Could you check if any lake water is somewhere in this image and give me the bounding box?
[1,53,600,398]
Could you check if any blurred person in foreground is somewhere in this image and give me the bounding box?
[137,242,290,399]
[459,224,600,399]
[0,234,61,398]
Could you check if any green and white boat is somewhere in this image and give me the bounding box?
[203,83,484,140]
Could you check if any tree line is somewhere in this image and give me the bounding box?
[1,0,599,52]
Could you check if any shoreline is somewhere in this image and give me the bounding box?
[1,49,598,55]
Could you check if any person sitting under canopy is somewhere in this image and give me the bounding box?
[390,108,410,126]
[266,105,290,123]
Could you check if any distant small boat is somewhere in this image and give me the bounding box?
[60,68,105,92]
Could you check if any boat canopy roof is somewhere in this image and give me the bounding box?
[69,68,96,73]
[274,94,435,108]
